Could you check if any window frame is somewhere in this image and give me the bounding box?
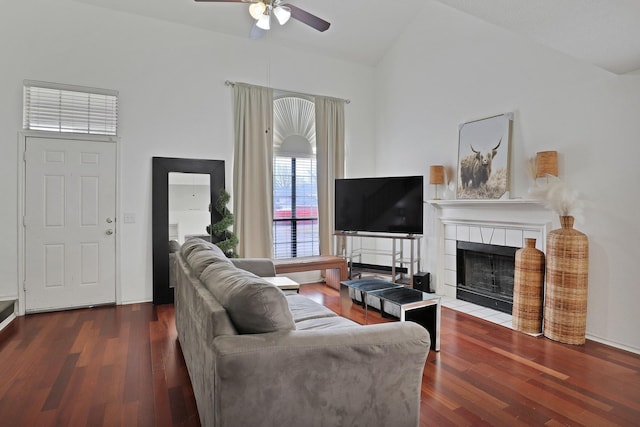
[273,155,319,258]
[23,80,119,136]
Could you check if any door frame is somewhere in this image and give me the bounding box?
[17,131,121,315]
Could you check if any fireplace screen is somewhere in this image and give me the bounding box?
[457,241,517,314]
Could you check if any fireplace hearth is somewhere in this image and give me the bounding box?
[456,241,518,314]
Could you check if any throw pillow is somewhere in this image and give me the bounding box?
[180,237,220,259]
[200,262,296,334]
[187,248,232,277]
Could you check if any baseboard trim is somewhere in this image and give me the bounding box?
[586,333,640,355]
[121,298,153,305]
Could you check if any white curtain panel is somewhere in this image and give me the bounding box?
[233,83,274,258]
[315,96,345,256]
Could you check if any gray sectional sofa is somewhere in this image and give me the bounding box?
[174,238,431,427]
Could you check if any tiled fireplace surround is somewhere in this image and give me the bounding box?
[430,199,553,324]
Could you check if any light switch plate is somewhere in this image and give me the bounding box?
[123,212,136,224]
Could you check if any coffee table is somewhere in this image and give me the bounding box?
[340,278,402,324]
[262,276,300,293]
[369,287,441,351]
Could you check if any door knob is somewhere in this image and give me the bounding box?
[106,218,113,223]
[106,229,114,235]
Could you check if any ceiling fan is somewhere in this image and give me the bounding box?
[195,0,331,35]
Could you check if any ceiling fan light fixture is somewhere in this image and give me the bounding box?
[256,11,271,30]
[195,0,330,34]
[273,5,291,25]
[248,1,266,20]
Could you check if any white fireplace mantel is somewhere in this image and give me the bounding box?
[427,198,551,217]
[428,199,554,229]
[428,198,554,299]
[428,198,542,207]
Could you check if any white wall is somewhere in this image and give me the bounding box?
[169,184,211,243]
[3,0,637,353]
[375,1,640,352]
[0,0,376,304]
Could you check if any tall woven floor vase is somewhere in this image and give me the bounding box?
[512,238,545,334]
[543,216,589,345]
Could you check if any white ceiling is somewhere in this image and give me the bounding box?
[434,0,640,74]
[74,0,640,74]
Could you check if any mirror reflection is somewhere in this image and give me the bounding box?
[168,172,211,243]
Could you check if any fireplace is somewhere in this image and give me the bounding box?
[429,199,551,320]
[456,241,518,314]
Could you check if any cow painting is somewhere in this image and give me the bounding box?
[456,113,512,199]
[459,138,501,189]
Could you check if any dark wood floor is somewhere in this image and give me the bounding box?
[0,303,198,426]
[1,283,639,426]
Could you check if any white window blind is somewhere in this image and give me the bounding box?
[23,80,118,136]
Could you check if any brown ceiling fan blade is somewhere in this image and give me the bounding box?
[282,3,330,32]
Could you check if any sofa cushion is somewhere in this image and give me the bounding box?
[180,238,233,276]
[180,237,220,259]
[168,239,182,253]
[285,294,339,322]
[294,316,360,330]
[187,248,233,277]
[200,262,295,334]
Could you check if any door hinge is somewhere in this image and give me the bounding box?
[23,216,26,228]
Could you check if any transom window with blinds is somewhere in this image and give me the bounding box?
[273,95,319,258]
[23,80,118,136]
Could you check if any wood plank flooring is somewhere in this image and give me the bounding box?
[0,303,198,426]
[1,283,639,426]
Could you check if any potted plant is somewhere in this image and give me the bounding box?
[207,188,239,258]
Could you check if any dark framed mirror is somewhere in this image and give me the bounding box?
[152,157,225,304]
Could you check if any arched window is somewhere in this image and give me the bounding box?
[272,95,319,258]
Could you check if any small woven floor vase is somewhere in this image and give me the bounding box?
[544,216,589,345]
[512,238,545,334]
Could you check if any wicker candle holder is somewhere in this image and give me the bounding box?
[543,216,589,345]
[536,151,558,178]
[429,165,445,200]
[512,238,545,334]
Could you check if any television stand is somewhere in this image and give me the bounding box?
[334,232,423,285]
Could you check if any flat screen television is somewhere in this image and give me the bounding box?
[335,175,424,235]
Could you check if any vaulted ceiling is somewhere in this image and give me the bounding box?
[75,0,640,74]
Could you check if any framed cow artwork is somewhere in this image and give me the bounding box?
[456,112,513,199]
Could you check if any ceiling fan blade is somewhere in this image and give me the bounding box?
[282,3,330,32]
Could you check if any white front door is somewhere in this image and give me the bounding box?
[24,136,116,312]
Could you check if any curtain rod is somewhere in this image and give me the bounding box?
[225,80,350,104]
